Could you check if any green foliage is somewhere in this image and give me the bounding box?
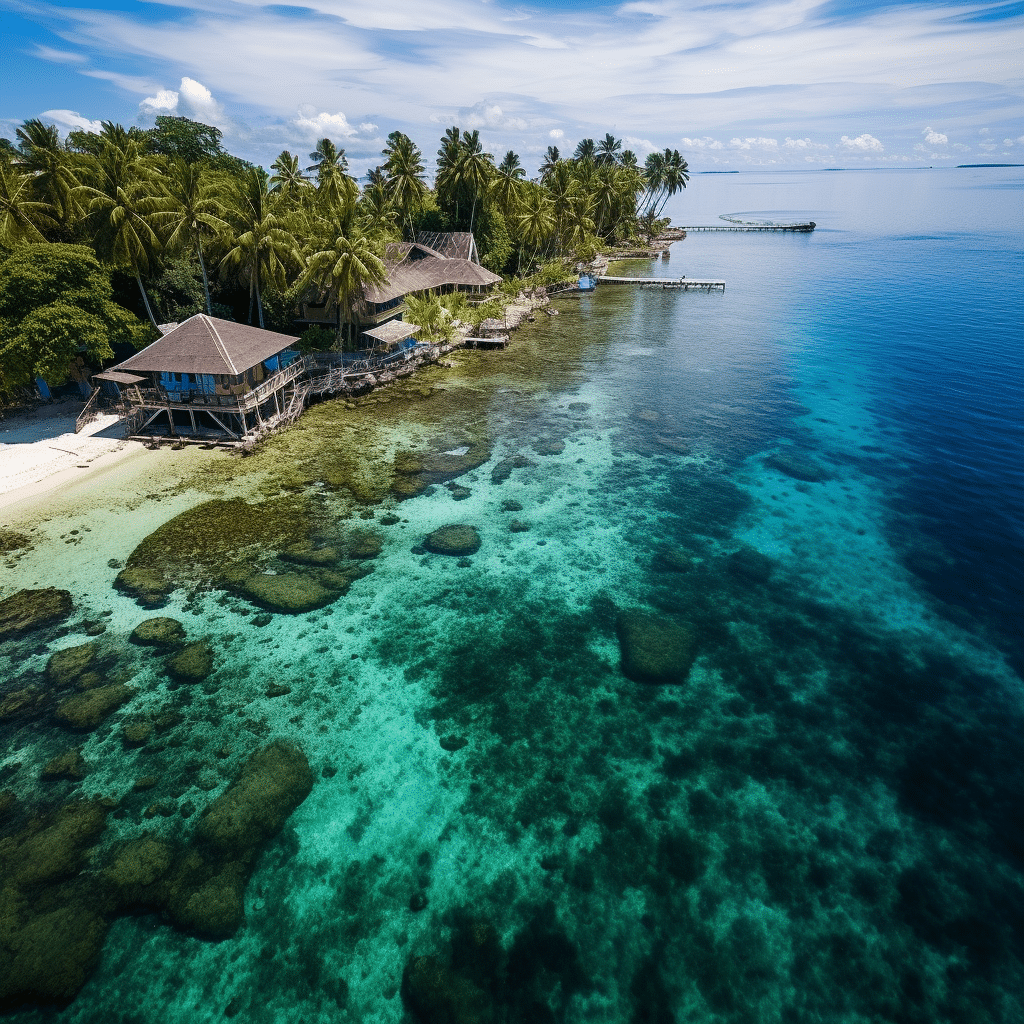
[297,325,335,354]
[258,288,302,334]
[0,243,149,388]
[150,252,205,323]
[476,204,513,275]
[145,116,225,164]
[405,292,455,342]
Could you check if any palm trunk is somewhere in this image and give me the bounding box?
[196,238,213,316]
[248,283,255,325]
[135,272,159,329]
[255,273,265,330]
[469,192,477,236]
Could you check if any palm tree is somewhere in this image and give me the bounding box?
[435,126,463,221]
[0,161,55,245]
[619,150,638,169]
[454,130,494,235]
[641,150,666,216]
[573,138,596,164]
[307,138,356,214]
[270,151,309,199]
[154,159,230,315]
[14,119,81,227]
[539,145,561,183]
[595,133,622,166]
[222,167,300,328]
[382,132,427,240]
[657,149,689,216]
[75,136,164,327]
[493,150,525,221]
[294,230,386,347]
[591,166,620,237]
[516,189,554,273]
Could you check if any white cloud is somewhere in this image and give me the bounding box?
[549,129,564,139]
[681,136,724,150]
[839,133,883,153]
[730,137,778,151]
[953,143,970,152]
[923,126,947,146]
[1003,138,1015,146]
[623,135,657,155]
[460,103,527,131]
[359,122,378,133]
[979,128,991,135]
[294,108,358,139]
[139,77,224,124]
[140,89,179,114]
[31,45,87,64]
[784,137,828,150]
[41,109,102,134]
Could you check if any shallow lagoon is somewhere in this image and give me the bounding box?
[1,167,1022,1023]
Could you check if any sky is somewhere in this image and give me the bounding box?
[1,0,1022,177]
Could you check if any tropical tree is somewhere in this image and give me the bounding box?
[75,136,165,327]
[539,145,561,182]
[221,167,300,328]
[454,129,494,235]
[516,188,554,273]
[0,161,55,245]
[308,138,356,213]
[154,159,230,315]
[595,133,622,166]
[269,150,309,200]
[382,132,427,239]
[0,243,148,388]
[14,119,81,228]
[294,230,386,347]
[492,150,526,222]
[573,138,596,164]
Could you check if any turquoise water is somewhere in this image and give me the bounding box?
[1,167,1022,1022]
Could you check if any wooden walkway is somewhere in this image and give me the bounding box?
[676,223,815,233]
[598,277,725,291]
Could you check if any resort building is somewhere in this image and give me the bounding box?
[299,232,500,343]
[94,314,305,441]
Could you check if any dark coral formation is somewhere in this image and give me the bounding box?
[129,617,186,647]
[425,525,482,557]
[0,588,73,641]
[0,742,314,1008]
[615,609,696,684]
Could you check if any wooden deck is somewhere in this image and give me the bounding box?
[675,223,815,233]
[598,277,726,291]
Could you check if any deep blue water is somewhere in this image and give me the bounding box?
[1,167,1022,1023]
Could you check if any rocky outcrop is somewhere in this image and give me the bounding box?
[46,643,98,689]
[235,572,339,614]
[616,610,696,684]
[54,684,134,730]
[165,640,214,682]
[402,955,493,1024]
[764,451,831,483]
[425,525,481,557]
[129,617,186,647]
[0,588,73,640]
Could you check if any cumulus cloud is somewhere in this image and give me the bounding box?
[923,126,947,146]
[839,133,883,153]
[623,135,657,155]
[730,137,778,151]
[680,136,724,150]
[549,129,564,139]
[140,77,224,124]
[294,107,358,139]
[461,103,526,131]
[41,109,102,134]
[784,137,828,150]
[359,122,378,133]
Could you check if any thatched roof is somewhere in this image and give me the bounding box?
[94,370,147,385]
[362,321,421,347]
[415,232,479,264]
[364,255,500,305]
[111,315,298,376]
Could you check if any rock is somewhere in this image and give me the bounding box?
[75,670,105,691]
[447,485,472,501]
[0,902,109,1004]
[764,451,831,483]
[194,741,314,858]
[252,613,273,627]
[533,438,565,456]
[347,530,384,560]
[144,801,176,819]
[490,455,531,485]
[616,610,696,685]
[727,546,775,584]
[165,640,214,682]
[122,721,153,747]
[508,520,530,533]
[11,800,109,886]
[402,955,493,1024]
[129,617,186,647]
[265,683,292,698]
[500,499,523,512]
[99,837,174,908]
[41,748,86,781]
[409,892,429,912]
[0,686,47,724]
[236,573,340,614]
[46,643,99,689]
[0,588,73,640]
[114,566,172,608]
[653,545,695,573]
[440,735,468,752]
[279,542,340,566]
[424,525,481,557]
[133,776,159,791]
[54,684,134,730]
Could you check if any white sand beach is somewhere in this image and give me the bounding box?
[0,401,143,512]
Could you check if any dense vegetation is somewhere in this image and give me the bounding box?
[0,116,688,394]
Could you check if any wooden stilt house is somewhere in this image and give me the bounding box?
[98,315,304,442]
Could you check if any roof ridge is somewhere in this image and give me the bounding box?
[203,315,237,376]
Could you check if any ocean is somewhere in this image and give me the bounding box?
[1,166,1022,1023]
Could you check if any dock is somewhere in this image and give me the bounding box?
[597,277,725,291]
[675,223,815,233]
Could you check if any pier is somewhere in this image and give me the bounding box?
[676,223,815,233]
[598,277,725,291]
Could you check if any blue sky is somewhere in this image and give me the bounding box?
[2,0,1022,175]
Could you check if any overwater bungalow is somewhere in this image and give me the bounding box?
[93,315,305,442]
[299,232,501,345]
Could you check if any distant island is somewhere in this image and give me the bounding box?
[957,164,1024,168]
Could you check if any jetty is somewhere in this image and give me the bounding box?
[675,223,815,233]
[598,277,725,292]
